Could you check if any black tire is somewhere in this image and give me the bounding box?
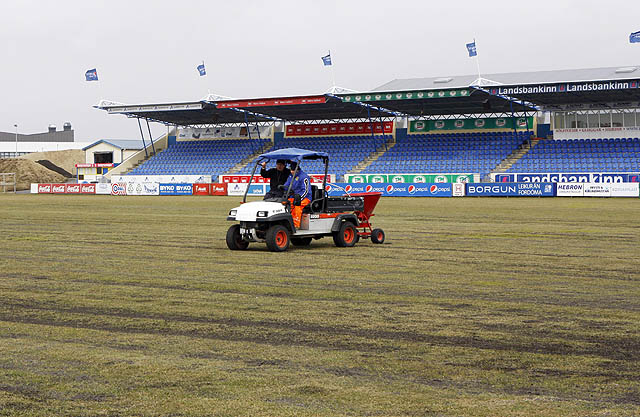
[226,225,249,250]
[291,237,312,247]
[266,225,290,252]
[333,222,359,247]
[371,228,385,244]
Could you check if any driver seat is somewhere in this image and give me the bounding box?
[303,185,324,213]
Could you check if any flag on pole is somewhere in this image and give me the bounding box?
[630,31,640,43]
[466,41,477,57]
[321,53,332,66]
[197,62,206,76]
[85,68,98,81]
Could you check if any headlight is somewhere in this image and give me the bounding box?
[229,209,237,216]
[256,211,268,217]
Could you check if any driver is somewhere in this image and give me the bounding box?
[281,161,312,229]
[260,159,290,200]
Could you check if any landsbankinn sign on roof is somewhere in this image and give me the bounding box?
[492,80,640,96]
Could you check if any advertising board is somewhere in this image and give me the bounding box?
[63,184,81,194]
[192,184,211,195]
[452,183,466,197]
[493,172,640,183]
[227,183,247,196]
[79,184,96,194]
[112,175,211,184]
[556,183,584,197]
[219,174,334,184]
[325,183,453,197]
[583,183,610,197]
[286,121,393,137]
[159,183,193,196]
[211,183,228,196]
[610,183,640,197]
[466,183,556,197]
[111,183,127,196]
[96,183,111,195]
[345,173,476,183]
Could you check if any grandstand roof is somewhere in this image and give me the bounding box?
[374,66,640,91]
[98,65,640,125]
[83,139,145,151]
[97,95,398,125]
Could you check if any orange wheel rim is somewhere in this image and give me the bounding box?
[276,230,287,247]
[344,228,354,243]
[377,232,383,241]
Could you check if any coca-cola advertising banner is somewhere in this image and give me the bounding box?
[286,121,393,137]
[32,183,96,194]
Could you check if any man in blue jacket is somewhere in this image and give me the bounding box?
[282,161,312,228]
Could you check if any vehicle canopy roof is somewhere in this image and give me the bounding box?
[258,147,329,162]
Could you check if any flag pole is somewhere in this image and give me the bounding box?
[329,50,336,89]
[474,38,482,86]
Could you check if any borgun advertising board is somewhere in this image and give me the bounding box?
[325,183,453,197]
[344,173,476,183]
[466,183,556,197]
[493,172,640,183]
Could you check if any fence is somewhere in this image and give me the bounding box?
[0,173,16,193]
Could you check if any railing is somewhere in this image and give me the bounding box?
[0,173,16,193]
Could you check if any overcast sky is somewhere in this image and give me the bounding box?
[2,0,640,141]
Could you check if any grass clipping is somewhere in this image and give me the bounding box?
[0,158,65,190]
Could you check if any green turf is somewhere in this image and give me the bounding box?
[0,194,639,416]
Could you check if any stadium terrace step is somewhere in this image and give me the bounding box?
[348,137,396,175]
[487,138,540,180]
[225,142,273,175]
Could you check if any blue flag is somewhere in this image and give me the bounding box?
[197,63,206,76]
[466,41,477,57]
[321,53,332,66]
[631,31,640,43]
[85,68,98,81]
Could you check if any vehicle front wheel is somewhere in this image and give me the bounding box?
[291,237,312,247]
[266,225,290,252]
[371,228,385,244]
[333,222,359,247]
[226,225,249,250]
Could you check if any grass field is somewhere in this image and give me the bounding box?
[1,194,639,416]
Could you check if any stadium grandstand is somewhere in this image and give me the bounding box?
[96,65,640,183]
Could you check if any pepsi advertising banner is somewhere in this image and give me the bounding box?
[325,183,453,197]
[159,183,193,196]
[466,183,556,197]
[494,172,640,183]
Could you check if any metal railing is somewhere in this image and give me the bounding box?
[0,173,16,193]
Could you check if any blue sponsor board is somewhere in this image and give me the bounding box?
[495,173,640,183]
[248,184,267,196]
[467,182,556,197]
[159,183,193,195]
[325,183,453,197]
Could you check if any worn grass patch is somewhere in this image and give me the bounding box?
[0,194,639,416]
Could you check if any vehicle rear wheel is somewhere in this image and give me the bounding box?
[266,225,290,252]
[226,225,249,250]
[371,228,385,244]
[333,222,358,247]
